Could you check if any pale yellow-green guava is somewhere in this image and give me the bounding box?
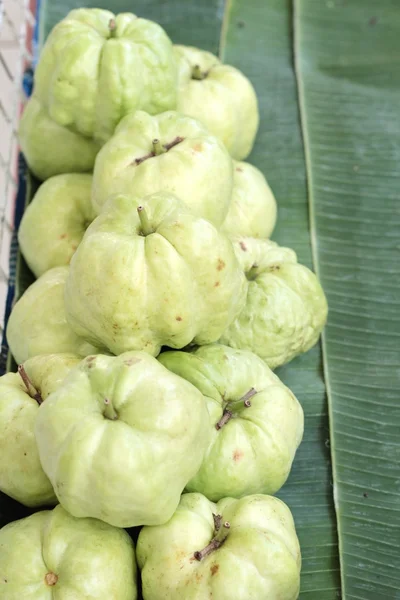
[18,174,94,277]
[91,110,233,226]
[35,352,210,527]
[174,45,259,160]
[65,193,247,357]
[0,505,137,599]
[137,493,301,600]
[0,354,79,507]
[159,344,303,500]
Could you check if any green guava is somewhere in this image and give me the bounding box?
[222,161,277,239]
[91,110,233,226]
[0,505,137,599]
[137,492,301,600]
[19,8,177,180]
[174,45,259,160]
[220,237,328,368]
[35,352,210,527]
[159,344,303,500]
[0,354,79,507]
[65,193,247,356]
[18,174,94,277]
[6,267,100,364]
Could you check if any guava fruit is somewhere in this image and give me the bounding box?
[220,237,328,368]
[6,266,99,364]
[0,354,79,507]
[137,492,301,600]
[160,344,303,500]
[65,193,247,357]
[35,352,210,527]
[174,45,259,160]
[222,161,277,239]
[91,110,233,226]
[0,505,137,599]
[18,174,94,277]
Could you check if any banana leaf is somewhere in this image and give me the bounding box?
[1,0,399,598]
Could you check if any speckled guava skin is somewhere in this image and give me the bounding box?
[0,353,80,507]
[35,352,210,528]
[137,493,301,600]
[159,344,303,500]
[0,505,137,599]
[6,267,100,364]
[19,174,94,278]
[220,237,328,368]
[65,193,247,357]
[91,110,233,226]
[222,161,277,239]
[174,45,259,160]
[19,8,177,180]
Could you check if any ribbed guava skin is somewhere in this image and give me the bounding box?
[91,110,233,226]
[174,45,259,160]
[0,505,137,599]
[160,344,304,500]
[65,192,247,357]
[137,493,301,600]
[220,237,328,369]
[35,352,211,528]
[0,354,79,507]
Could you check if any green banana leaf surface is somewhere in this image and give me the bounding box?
[2,1,399,598]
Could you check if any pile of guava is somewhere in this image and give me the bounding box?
[0,8,328,600]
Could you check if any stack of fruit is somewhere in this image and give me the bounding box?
[0,9,328,600]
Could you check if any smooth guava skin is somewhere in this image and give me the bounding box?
[220,237,328,369]
[137,493,301,600]
[91,110,233,226]
[159,344,303,500]
[0,505,137,600]
[221,161,277,239]
[18,96,99,181]
[65,193,247,357]
[0,354,79,507]
[18,174,94,278]
[6,267,100,365]
[35,352,210,528]
[174,45,259,160]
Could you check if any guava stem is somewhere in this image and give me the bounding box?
[246,264,259,281]
[213,513,222,532]
[152,138,165,156]
[193,519,231,561]
[163,136,184,151]
[137,206,153,236]
[192,64,207,80]
[18,365,43,405]
[104,398,118,421]
[109,18,117,36]
[241,387,257,407]
[215,409,232,430]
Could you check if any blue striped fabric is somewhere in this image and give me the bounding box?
[0,1,41,375]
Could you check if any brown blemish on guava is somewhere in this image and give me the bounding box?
[269,265,280,271]
[45,572,58,586]
[235,167,243,172]
[192,143,203,152]
[124,358,141,366]
[217,259,225,271]
[214,281,220,287]
[176,316,183,321]
[59,233,67,239]
[239,241,247,251]
[233,449,243,462]
[210,564,219,576]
